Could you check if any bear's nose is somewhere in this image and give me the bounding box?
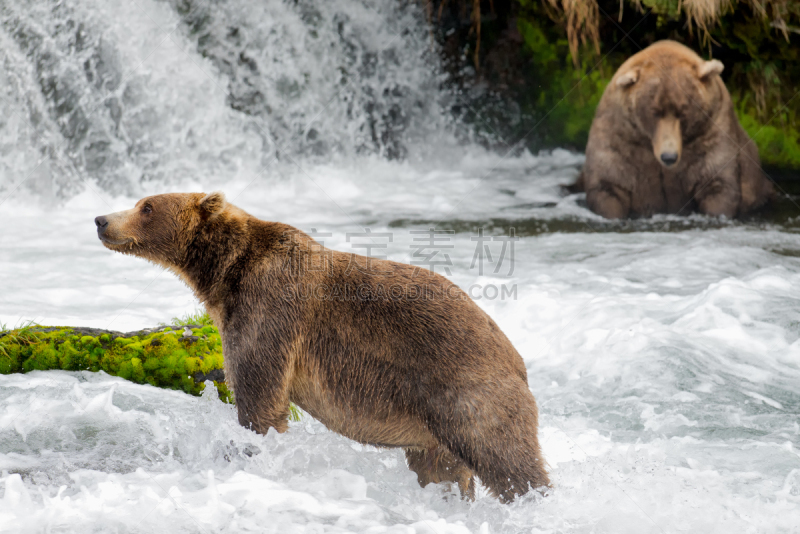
[95,216,108,232]
[660,152,679,166]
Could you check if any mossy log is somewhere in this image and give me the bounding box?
[0,324,233,403]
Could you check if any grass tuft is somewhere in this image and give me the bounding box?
[164,309,215,327]
[0,320,41,359]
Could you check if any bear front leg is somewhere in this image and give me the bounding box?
[236,389,291,435]
[694,175,740,218]
[586,181,632,219]
[405,446,475,500]
[228,348,293,435]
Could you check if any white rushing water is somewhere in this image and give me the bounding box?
[1,0,800,532]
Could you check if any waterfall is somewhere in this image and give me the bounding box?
[0,0,454,199]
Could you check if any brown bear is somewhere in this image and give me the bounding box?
[94,192,549,502]
[577,40,773,219]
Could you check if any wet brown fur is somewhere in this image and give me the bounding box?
[578,40,773,219]
[96,192,550,502]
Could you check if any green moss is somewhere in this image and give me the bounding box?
[215,380,234,404]
[514,15,611,149]
[0,324,301,421]
[737,106,800,168]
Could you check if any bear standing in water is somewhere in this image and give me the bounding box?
[579,40,773,219]
[95,192,549,502]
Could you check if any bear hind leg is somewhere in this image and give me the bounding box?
[427,385,550,503]
[404,446,475,500]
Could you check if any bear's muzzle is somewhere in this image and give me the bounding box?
[653,115,682,168]
[94,211,135,246]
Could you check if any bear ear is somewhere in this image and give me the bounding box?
[698,59,724,80]
[616,68,639,88]
[198,191,226,218]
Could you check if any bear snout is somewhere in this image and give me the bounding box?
[94,212,133,246]
[653,115,682,168]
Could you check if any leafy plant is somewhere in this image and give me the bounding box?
[164,309,215,327]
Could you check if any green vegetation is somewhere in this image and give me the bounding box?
[0,320,40,361]
[0,323,232,402]
[0,318,304,422]
[515,9,609,149]
[164,309,215,327]
[737,104,800,169]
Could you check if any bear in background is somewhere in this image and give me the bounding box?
[576,40,773,219]
[94,192,549,502]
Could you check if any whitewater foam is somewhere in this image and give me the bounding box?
[1,0,799,531]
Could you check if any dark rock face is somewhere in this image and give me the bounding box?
[194,368,225,383]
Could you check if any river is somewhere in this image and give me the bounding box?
[1,0,799,532]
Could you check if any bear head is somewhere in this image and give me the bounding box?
[94,191,227,267]
[613,41,725,169]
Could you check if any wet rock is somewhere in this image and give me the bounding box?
[194,368,225,383]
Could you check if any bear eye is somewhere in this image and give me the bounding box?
[142,205,152,214]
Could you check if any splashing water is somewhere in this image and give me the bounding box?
[0,0,454,199]
[1,0,799,532]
